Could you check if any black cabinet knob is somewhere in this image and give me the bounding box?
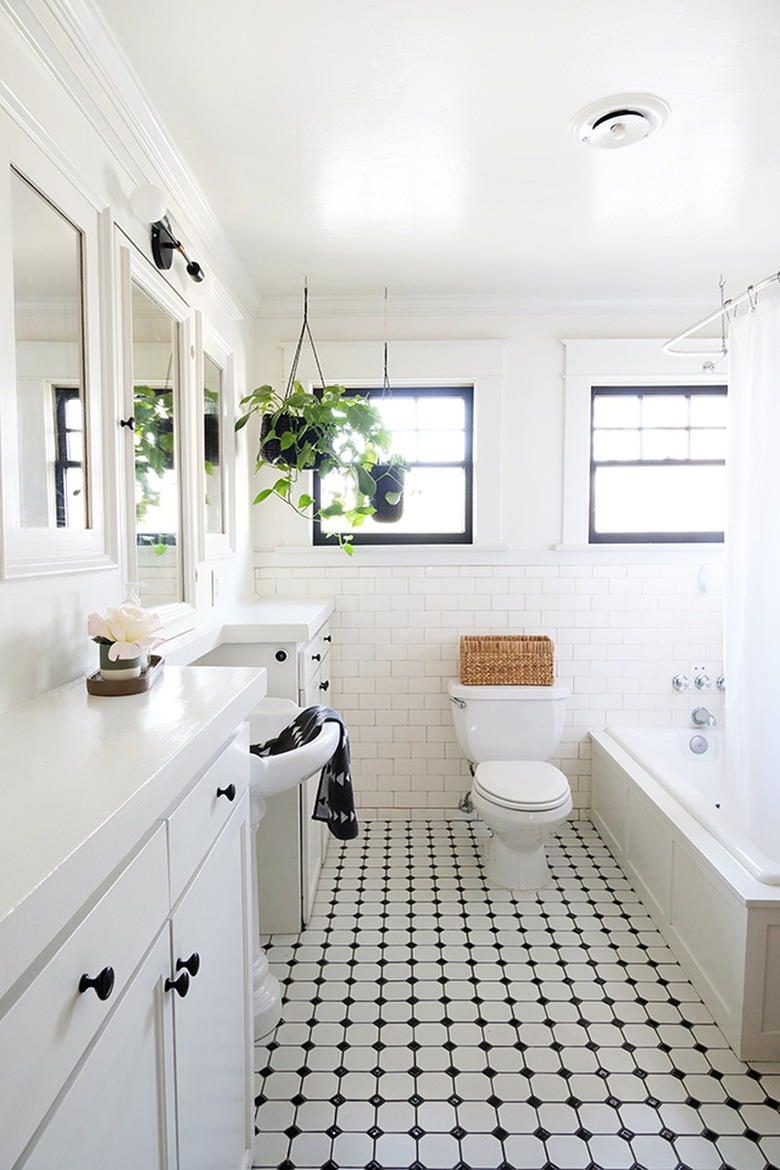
[319,680,330,692]
[165,970,190,997]
[176,952,201,978]
[274,649,288,662]
[323,635,332,643]
[216,783,236,802]
[78,965,115,1001]
[311,653,321,661]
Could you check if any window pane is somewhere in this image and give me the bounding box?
[592,396,640,428]
[418,396,464,429]
[418,429,465,462]
[381,397,417,430]
[390,429,418,462]
[592,430,641,461]
[690,429,727,460]
[67,429,84,462]
[592,465,725,535]
[642,395,688,427]
[64,465,85,528]
[641,429,688,460]
[203,352,225,536]
[320,466,467,538]
[690,395,727,426]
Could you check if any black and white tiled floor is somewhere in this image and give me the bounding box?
[253,820,780,1170]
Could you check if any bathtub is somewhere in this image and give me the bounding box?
[591,727,780,1061]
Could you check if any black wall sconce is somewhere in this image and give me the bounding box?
[131,184,205,283]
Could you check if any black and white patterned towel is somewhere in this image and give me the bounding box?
[249,706,359,841]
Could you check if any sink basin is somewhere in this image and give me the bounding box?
[249,698,341,798]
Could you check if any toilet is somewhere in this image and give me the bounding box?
[447,680,573,890]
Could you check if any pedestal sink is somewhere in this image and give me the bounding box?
[248,698,341,1038]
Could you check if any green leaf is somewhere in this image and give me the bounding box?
[298,493,313,509]
[384,491,402,506]
[355,464,376,497]
[253,488,274,504]
[234,414,251,432]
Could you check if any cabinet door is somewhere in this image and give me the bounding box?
[170,798,253,1170]
[299,646,332,924]
[18,929,176,1170]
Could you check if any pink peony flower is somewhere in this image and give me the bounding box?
[88,604,164,660]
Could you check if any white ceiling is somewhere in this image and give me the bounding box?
[93,0,780,304]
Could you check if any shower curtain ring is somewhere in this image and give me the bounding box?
[747,285,758,312]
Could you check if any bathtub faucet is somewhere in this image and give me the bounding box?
[691,706,717,727]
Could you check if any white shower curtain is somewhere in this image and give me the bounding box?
[724,298,780,863]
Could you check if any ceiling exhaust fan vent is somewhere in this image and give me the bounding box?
[572,93,670,149]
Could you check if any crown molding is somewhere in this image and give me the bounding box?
[256,292,717,321]
[5,0,261,318]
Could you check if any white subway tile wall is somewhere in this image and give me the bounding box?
[255,559,724,820]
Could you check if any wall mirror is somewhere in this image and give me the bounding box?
[12,170,86,530]
[203,351,225,537]
[129,279,184,608]
[0,125,110,577]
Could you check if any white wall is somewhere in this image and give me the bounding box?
[0,6,255,714]
[248,306,725,817]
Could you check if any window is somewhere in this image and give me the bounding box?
[313,386,473,545]
[589,385,727,543]
[53,386,86,528]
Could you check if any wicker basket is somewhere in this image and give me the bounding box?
[459,635,554,686]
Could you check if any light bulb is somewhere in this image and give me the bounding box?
[130,183,167,223]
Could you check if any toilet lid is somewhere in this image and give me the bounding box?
[474,761,571,811]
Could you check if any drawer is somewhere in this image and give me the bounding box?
[0,825,168,1170]
[300,623,331,690]
[167,725,249,905]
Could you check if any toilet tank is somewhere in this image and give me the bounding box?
[447,681,569,762]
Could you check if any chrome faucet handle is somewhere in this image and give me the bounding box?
[672,674,690,692]
[694,673,713,690]
[691,706,717,727]
[716,675,726,692]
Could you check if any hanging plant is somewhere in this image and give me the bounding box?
[235,289,392,553]
[368,454,409,523]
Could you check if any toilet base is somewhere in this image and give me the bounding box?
[482,832,552,891]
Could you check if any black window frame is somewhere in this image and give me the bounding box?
[53,385,85,529]
[589,384,727,544]
[312,385,474,547]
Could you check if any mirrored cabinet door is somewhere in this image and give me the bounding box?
[129,280,184,609]
[12,171,86,531]
[0,125,111,577]
[203,351,225,538]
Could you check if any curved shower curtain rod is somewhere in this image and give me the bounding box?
[664,269,780,358]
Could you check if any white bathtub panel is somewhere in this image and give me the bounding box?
[739,914,780,1060]
[668,844,745,1031]
[590,730,780,1061]
[590,746,629,862]
[625,790,673,923]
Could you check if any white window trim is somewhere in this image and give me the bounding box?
[278,339,505,548]
[561,339,728,549]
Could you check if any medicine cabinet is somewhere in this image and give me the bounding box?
[0,122,111,577]
[119,242,194,614]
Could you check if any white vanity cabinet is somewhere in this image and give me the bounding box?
[0,666,265,1170]
[178,602,336,935]
[253,620,333,934]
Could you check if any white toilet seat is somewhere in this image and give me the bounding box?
[474,760,570,812]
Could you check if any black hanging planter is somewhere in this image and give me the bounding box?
[259,412,321,467]
[369,464,406,523]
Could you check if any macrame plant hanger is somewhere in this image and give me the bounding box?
[382,286,392,400]
[285,281,328,396]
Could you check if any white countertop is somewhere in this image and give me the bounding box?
[163,598,335,665]
[0,664,267,1000]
